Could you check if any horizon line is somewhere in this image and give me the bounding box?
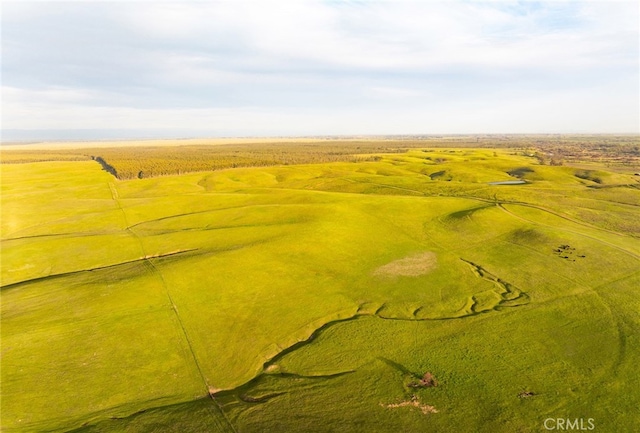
[2,132,639,146]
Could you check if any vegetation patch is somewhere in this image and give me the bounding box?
[408,372,438,388]
[574,169,604,184]
[518,390,535,399]
[553,244,587,261]
[429,170,452,180]
[507,167,535,178]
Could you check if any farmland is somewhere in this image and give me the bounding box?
[1,136,639,432]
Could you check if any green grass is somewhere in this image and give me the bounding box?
[1,147,639,432]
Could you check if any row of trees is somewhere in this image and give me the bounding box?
[88,142,418,179]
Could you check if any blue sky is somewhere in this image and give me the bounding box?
[2,0,638,140]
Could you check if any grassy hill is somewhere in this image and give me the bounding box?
[1,144,639,432]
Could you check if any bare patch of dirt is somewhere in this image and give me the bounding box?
[264,364,280,373]
[381,395,438,415]
[208,387,223,396]
[373,252,437,277]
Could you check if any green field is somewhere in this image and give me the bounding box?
[2,143,639,432]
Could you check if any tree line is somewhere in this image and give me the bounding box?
[2,136,637,179]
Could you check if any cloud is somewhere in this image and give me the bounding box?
[1,0,638,137]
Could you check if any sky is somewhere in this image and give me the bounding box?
[1,0,639,140]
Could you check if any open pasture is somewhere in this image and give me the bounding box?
[1,142,639,432]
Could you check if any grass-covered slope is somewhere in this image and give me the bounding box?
[1,148,639,432]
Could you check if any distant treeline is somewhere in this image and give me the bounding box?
[0,151,91,163]
[2,135,638,179]
[86,142,417,179]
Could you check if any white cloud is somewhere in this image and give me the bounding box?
[109,0,637,73]
[1,0,638,137]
